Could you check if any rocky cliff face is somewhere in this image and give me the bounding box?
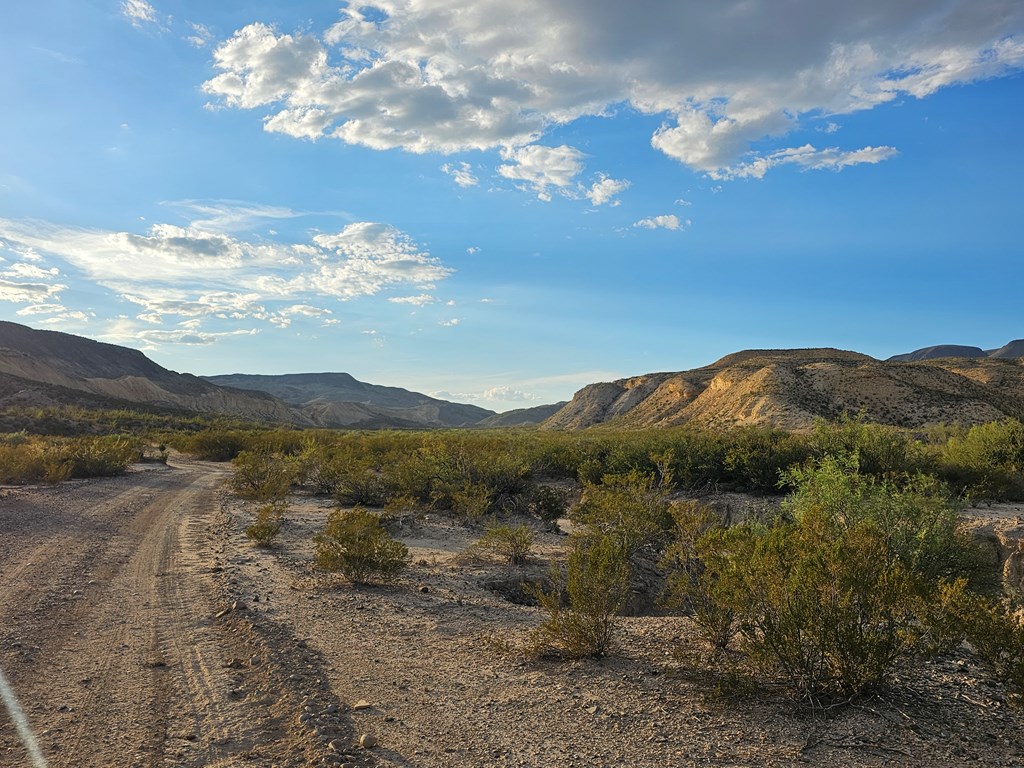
[544,348,1024,431]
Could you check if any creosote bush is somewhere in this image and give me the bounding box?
[231,450,298,502]
[245,503,285,546]
[472,521,535,565]
[314,507,408,585]
[664,455,994,698]
[0,434,142,484]
[529,533,630,658]
[530,484,569,524]
[572,469,673,558]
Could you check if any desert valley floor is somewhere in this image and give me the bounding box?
[2,456,1024,767]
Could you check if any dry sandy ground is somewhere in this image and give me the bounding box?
[2,457,1024,767]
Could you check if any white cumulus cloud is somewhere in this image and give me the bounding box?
[0,216,454,343]
[200,2,1024,180]
[585,175,630,206]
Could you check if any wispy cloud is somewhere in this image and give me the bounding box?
[388,294,435,306]
[0,215,454,345]
[498,145,585,201]
[711,144,900,181]
[430,386,541,404]
[121,0,164,30]
[186,22,214,48]
[441,162,479,188]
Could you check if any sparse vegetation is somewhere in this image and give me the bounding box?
[0,433,143,483]
[231,450,298,501]
[245,502,285,546]
[472,521,535,564]
[663,454,1003,698]
[530,532,630,658]
[314,507,409,585]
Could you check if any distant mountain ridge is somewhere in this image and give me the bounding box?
[0,320,300,423]
[4,321,1023,433]
[888,340,1024,362]
[0,321,506,429]
[202,372,494,428]
[543,346,1024,431]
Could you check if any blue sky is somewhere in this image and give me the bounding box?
[1,1,1022,411]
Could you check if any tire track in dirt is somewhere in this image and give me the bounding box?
[0,461,355,768]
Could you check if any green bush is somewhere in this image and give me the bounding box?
[449,481,493,520]
[178,429,250,461]
[245,503,285,546]
[665,456,991,697]
[723,426,811,493]
[661,500,737,652]
[572,470,672,557]
[230,451,298,501]
[530,533,630,658]
[937,582,1024,699]
[809,413,923,479]
[940,419,1024,501]
[0,434,142,484]
[472,521,535,564]
[314,507,408,585]
[530,484,569,523]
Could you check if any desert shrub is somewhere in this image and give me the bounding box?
[176,429,251,461]
[293,441,345,495]
[666,456,990,698]
[245,503,285,546]
[62,435,144,478]
[939,419,1024,501]
[660,431,728,491]
[530,484,569,523]
[810,413,923,479]
[314,507,408,585]
[935,582,1024,699]
[473,521,535,564]
[661,500,738,652]
[0,441,47,483]
[0,434,143,483]
[335,463,395,506]
[231,451,298,502]
[449,481,493,520]
[723,426,812,493]
[530,533,630,658]
[572,470,673,557]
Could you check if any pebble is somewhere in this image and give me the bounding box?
[353,700,372,711]
[359,733,377,749]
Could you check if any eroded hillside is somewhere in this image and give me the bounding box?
[545,348,1024,431]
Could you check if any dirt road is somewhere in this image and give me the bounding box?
[0,459,349,768]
